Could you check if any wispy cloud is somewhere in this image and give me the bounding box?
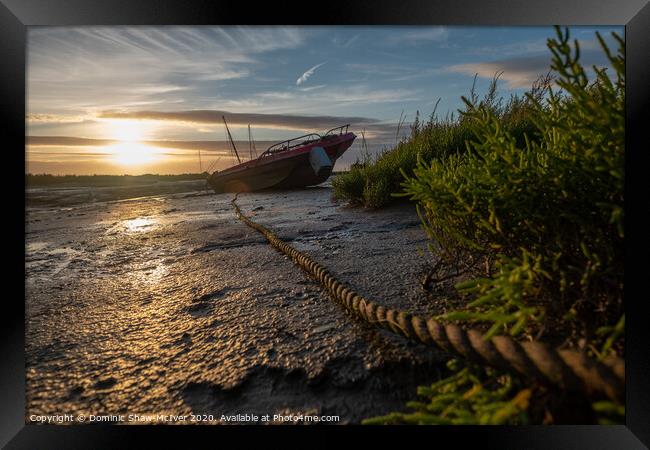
[389,27,449,44]
[97,109,380,131]
[345,63,410,77]
[27,26,308,117]
[28,136,115,147]
[342,34,360,48]
[297,85,327,92]
[465,40,549,58]
[344,63,443,82]
[464,36,607,58]
[27,114,90,124]
[248,86,421,115]
[296,62,326,86]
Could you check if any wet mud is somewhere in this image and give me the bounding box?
[26,184,448,423]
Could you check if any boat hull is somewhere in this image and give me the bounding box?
[207,132,355,193]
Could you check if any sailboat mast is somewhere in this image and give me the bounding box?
[198,148,202,173]
[250,125,257,158]
[222,115,241,164]
[248,124,253,160]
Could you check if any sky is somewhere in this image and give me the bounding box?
[26,25,623,175]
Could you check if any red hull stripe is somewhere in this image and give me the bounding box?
[219,132,355,175]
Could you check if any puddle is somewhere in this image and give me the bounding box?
[123,217,157,232]
[102,217,159,235]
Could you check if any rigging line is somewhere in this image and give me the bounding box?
[224,123,234,162]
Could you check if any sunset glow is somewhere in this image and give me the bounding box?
[26,26,622,175]
[103,119,160,166]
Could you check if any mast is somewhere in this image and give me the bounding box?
[198,148,202,173]
[249,124,257,158]
[248,124,253,160]
[222,115,241,164]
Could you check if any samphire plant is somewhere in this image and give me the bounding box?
[363,359,532,425]
[402,27,624,345]
[366,27,625,425]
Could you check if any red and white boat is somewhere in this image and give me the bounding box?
[207,124,356,193]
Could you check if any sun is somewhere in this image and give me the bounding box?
[108,141,160,166]
[104,120,161,166]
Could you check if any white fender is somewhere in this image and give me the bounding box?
[309,146,333,176]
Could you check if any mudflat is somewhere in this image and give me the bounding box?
[26,183,447,424]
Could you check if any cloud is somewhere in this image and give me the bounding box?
[465,40,549,58]
[27,135,276,155]
[345,63,413,77]
[464,35,611,59]
[296,62,326,86]
[447,56,551,89]
[389,27,449,44]
[247,86,421,115]
[27,27,308,116]
[298,84,327,92]
[343,63,444,82]
[27,114,89,124]
[28,136,115,147]
[97,109,380,131]
[342,34,360,48]
[388,68,446,82]
[447,49,611,89]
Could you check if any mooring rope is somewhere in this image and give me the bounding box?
[231,194,624,403]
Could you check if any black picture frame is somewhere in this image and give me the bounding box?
[2,0,648,447]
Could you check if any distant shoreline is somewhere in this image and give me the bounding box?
[26,177,210,207]
[25,173,209,188]
[25,173,346,208]
[25,171,350,188]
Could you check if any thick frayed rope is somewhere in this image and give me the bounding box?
[231,195,624,403]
